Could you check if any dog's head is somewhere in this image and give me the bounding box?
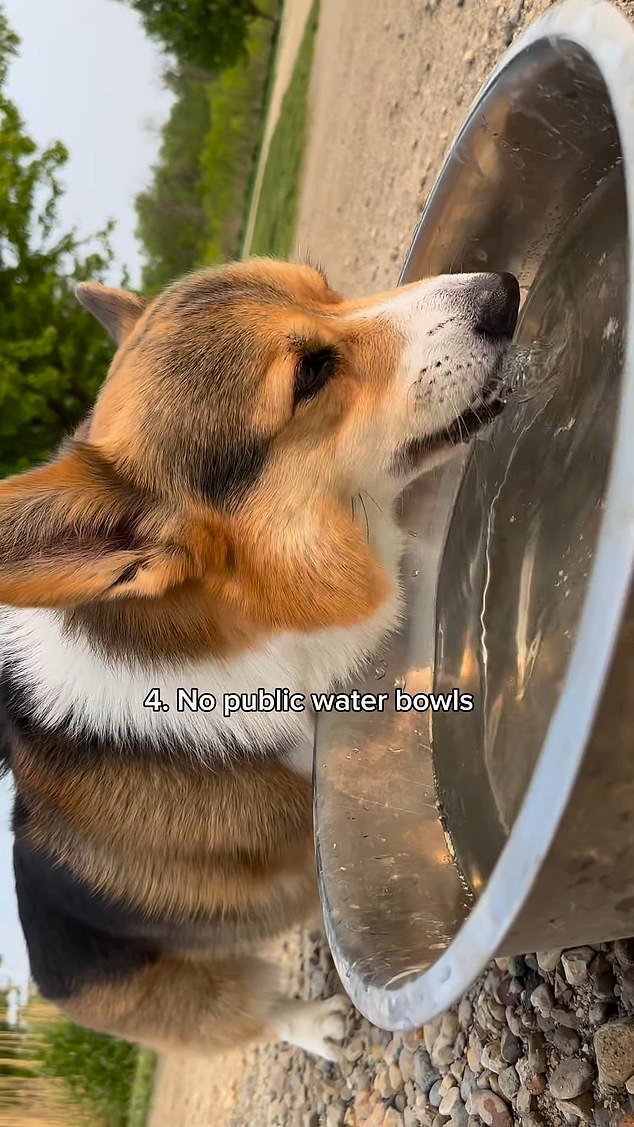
[0,260,518,649]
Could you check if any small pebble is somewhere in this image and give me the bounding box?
[451,1101,469,1127]
[454,1032,467,1060]
[488,1000,506,1024]
[551,1006,579,1029]
[344,1037,364,1063]
[460,1065,476,1102]
[498,1065,520,1101]
[385,1110,406,1127]
[384,1036,401,1063]
[527,1032,547,1074]
[497,977,523,1008]
[434,1042,456,1068]
[531,983,555,1017]
[481,1040,504,1074]
[537,948,563,973]
[439,1073,457,1097]
[619,970,634,1010]
[551,1025,581,1056]
[548,1058,596,1099]
[442,1013,460,1042]
[429,1079,444,1108]
[536,1012,556,1034]
[517,1058,547,1095]
[424,1018,442,1054]
[556,969,576,1005]
[469,1089,513,1127]
[459,997,473,1030]
[394,1091,407,1113]
[467,1042,482,1074]
[399,1047,415,1084]
[562,948,595,987]
[451,1059,465,1083]
[594,1020,634,1087]
[555,1093,595,1124]
[439,1087,461,1116]
[415,1048,440,1093]
[516,1085,533,1115]
[500,1027,522,1064]
[590,1001,614,1025]
[326,1104,345,1127]
[375,1065,396,1099]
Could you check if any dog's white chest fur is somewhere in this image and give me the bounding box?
[0,498,403,776]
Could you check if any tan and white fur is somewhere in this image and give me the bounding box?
[0,260,518,1060]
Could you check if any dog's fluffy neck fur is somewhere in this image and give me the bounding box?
[0,496,403,776]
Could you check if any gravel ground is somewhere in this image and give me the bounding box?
[151,1,634,1124]
[152,931,634,1127]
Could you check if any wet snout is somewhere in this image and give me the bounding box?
[472,272,520,339]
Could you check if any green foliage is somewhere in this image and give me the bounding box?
[135,69,211,290]
[127,1049,157,1127]
[38,1020,138,1127]
[200,11,278,262]
[0,6,116,477]
[134,1,279,287]
[249,0,319,258]
[116,0,277,74]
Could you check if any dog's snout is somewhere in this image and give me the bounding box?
[474,272,520,339]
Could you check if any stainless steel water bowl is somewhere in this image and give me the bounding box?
[315,0,634,1031]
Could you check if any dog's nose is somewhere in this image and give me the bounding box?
[474,272,520,339]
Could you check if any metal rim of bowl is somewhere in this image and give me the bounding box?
[330,0,634,1029]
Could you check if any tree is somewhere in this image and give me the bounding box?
[135,67,211,290]
[0,6,117,477]
[117,0,277,75]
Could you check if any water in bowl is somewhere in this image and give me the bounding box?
[432,161,627,894]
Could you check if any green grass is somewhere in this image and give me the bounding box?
[248,0,320,258]
[127,1049,157,1127]
[233,7,283,252]
[199,0,282,262]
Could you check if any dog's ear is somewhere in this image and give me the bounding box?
[75,283,148,344]
[0,444,231,608]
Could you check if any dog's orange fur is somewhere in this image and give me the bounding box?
[2,258,518,1059]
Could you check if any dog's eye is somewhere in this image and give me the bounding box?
[294,348,336,406]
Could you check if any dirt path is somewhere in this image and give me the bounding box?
[242,0,314,255]
[151,2,634,1124]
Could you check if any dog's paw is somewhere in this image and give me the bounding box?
[271,994,350,1061]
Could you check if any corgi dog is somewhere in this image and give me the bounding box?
[0,260,519,1060]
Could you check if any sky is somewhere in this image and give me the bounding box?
[0,0,174,995]
[4,0,173,287]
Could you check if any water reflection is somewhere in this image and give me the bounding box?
[434,164,626,883]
